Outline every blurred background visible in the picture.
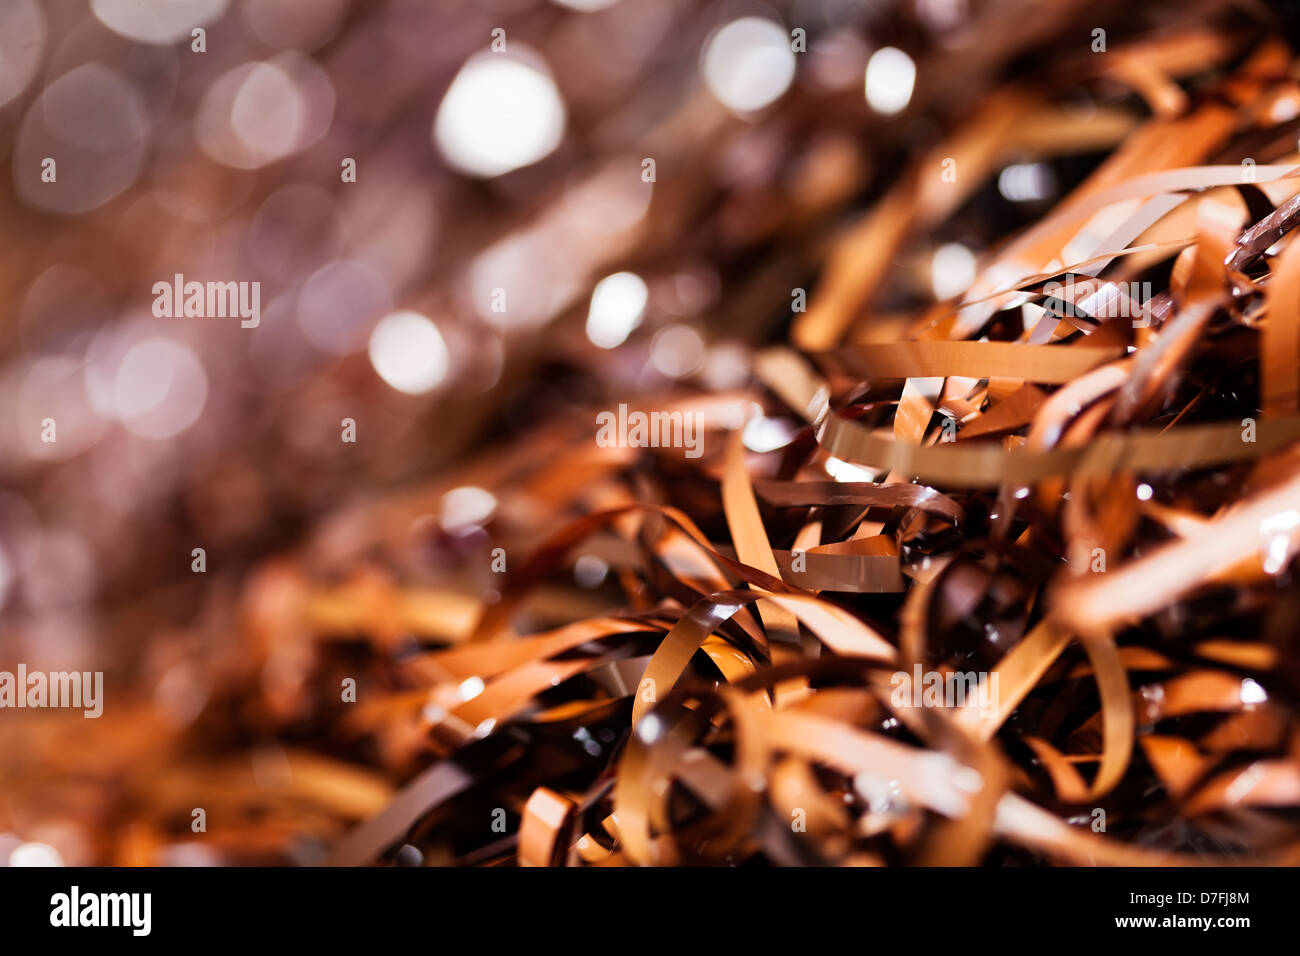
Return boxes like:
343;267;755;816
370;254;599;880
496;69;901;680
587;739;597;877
0;0;1296;865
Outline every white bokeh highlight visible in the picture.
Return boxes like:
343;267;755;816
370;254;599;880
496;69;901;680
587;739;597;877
434;50;566;178
586;272;648;349
702;17;796;114
440;486;497;533
931;242;976;300
368;310;450;395
865;46;915;115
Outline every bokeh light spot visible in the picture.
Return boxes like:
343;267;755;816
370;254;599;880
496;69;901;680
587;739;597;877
434;50;566;178
368;311;451;395
702;17;796;114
